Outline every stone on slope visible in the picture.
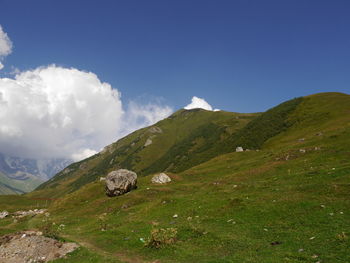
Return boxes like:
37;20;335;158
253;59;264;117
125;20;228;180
144;138;153;147
0;211;9;219
151;173;172;184
105;169;137;197
236;147;244;152
148;126;163;134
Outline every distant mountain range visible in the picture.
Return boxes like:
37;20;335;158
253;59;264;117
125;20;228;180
0;153;71;194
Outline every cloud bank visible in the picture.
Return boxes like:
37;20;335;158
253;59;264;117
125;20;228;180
0;65;172;161
184;96;219;111
0;26;13;70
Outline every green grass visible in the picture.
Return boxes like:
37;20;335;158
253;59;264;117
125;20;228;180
2;92;350;262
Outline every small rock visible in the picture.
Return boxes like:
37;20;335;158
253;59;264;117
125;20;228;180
173;214;178;218
148;126;163;134
121;204;129;209
0;211;9;219
79;162;88;170
299;149;306;153
151;173;172;184
144;138;153;147
236;147;244;152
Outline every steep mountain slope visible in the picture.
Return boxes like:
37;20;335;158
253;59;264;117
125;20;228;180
4;92;349;262
0;172;25;194
0;153;70;194
34;109;258;197
0;171;45;194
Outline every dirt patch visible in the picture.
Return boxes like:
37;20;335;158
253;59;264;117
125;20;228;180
0;230;78;263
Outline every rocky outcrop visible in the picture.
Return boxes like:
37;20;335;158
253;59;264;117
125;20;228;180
105;169;137;197
0;231;78;263
151;173;172;184
100;144;115;154
144;138;153;147
148;126;163;134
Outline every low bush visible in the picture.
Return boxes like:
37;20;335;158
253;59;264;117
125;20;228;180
145;227;177;248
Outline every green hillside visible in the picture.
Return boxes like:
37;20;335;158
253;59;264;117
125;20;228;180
34;109;258;197
1;92;349;262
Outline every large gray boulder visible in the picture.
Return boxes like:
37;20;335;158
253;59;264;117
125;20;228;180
151;173;171;184
105;169;137;197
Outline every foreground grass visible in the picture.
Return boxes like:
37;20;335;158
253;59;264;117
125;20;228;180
4;137;349;262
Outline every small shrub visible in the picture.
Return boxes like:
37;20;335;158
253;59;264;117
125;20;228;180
336;232;348;241
39;219;60;239
145;228;177;248
98;214;108;231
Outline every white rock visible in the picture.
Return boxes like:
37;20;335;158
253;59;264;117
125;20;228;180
144;138;153;147
236;147;244;152
151;173;172;184
0;211;9;219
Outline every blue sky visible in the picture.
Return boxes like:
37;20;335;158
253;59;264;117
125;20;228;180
1;0;350;113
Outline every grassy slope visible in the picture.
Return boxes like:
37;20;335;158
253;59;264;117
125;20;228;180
0;172;44;195
33;109;257;198
1;92;349;262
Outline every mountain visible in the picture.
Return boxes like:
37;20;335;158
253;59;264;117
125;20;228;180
0;153;71;194
0;171;43;194
2;92;350;262
33;92;349;199
34;109;258;197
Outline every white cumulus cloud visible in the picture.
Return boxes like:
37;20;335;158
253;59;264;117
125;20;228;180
0;65;172;161
184;96;220;111
0;25;13;70
123;101;173;135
